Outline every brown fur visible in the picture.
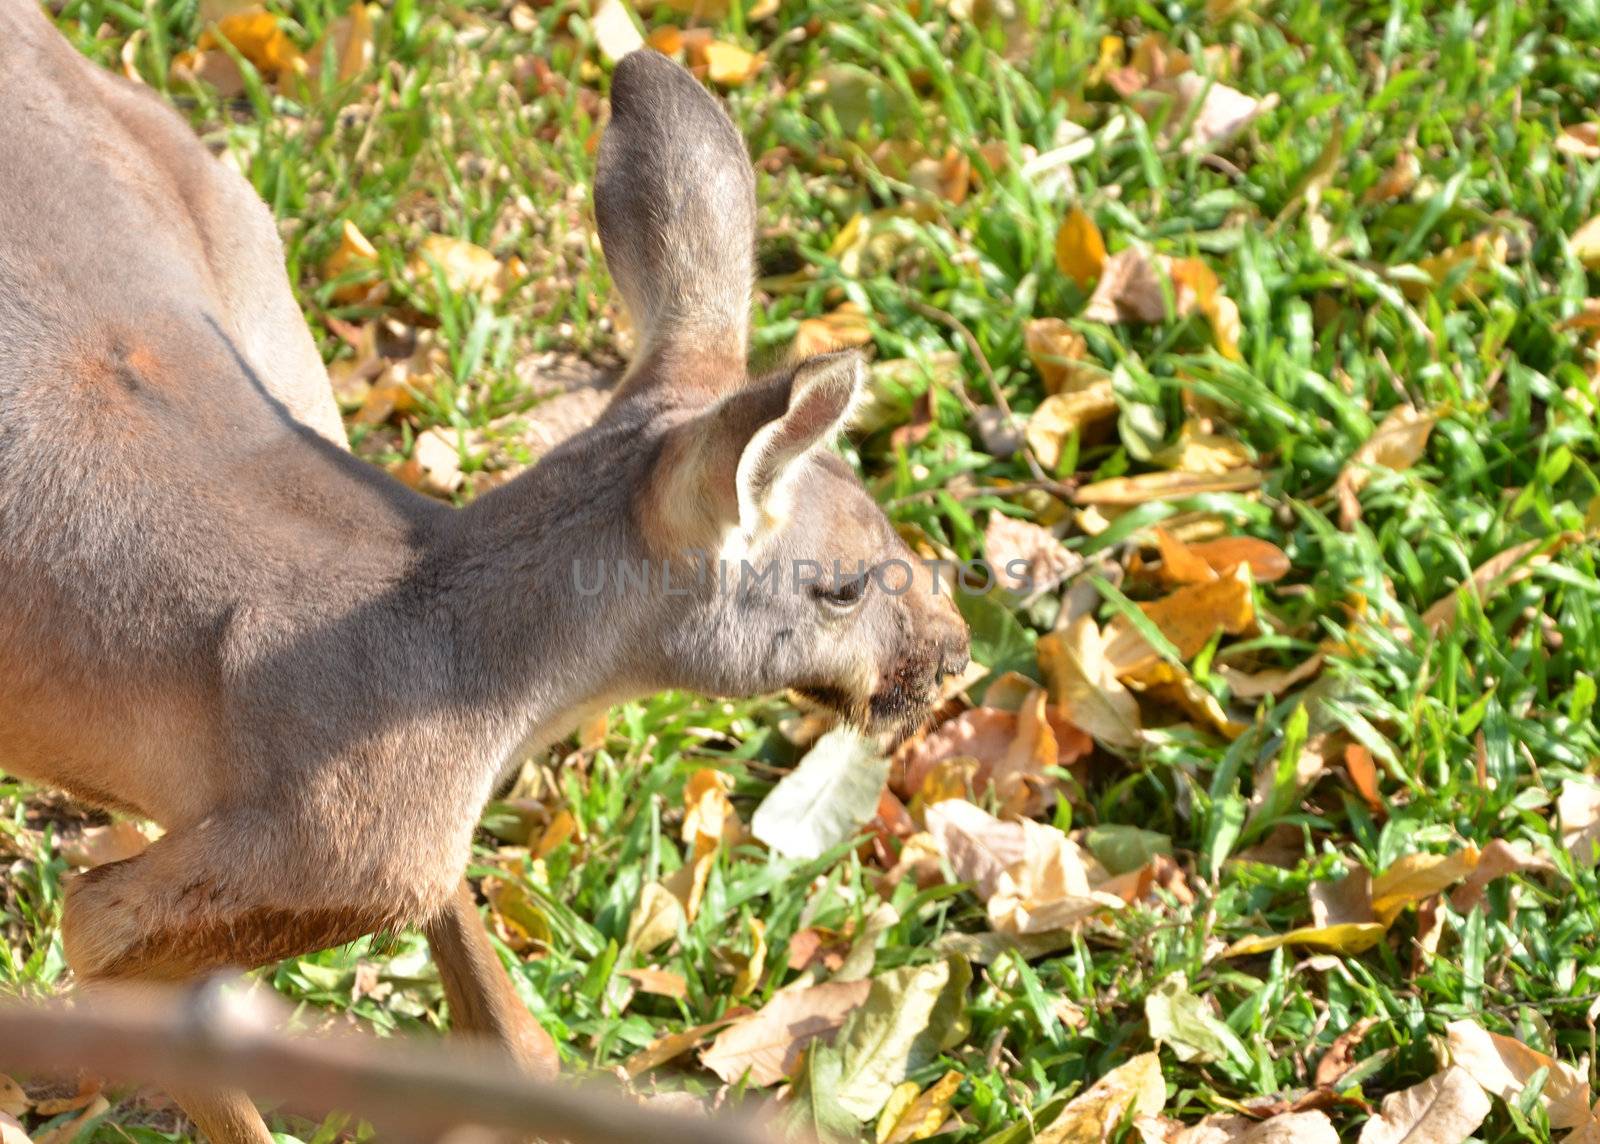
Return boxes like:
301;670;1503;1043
0;22;966;1143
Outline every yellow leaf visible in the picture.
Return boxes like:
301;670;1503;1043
1055;207;1107;288
1572;214;1600;270
1103;565;1256;675
703;40;761;86
878;1070;964;1144
1034;1052;1165;1143
1037;615;1142;750
794;302;873;357
1222;922;1387;958
1152;420;1253;474
1024;383;1119;469
731;917;767;998
1153;527;1219;584
1169;257;1242;359
1024;318;1095;394
1369;847;1480;926
323;219;380;303
410;235;505;300
200;6;303;75
627;880;686;953
683;767;738;860
532;807;579;859
1074;468;1264;506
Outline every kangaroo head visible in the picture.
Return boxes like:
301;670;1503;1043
586;50;969;741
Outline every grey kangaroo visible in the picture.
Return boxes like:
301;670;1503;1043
0;4;970;1138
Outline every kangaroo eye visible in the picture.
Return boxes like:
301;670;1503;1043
815;573;869;610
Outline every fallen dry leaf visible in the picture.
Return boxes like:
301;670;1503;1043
1056;206;1107;288
1364;151;1421;204
1334;405;1438;529
1222;922;1387;958
1317;1018;1380;1089
0;1078;26;1119
1103;565;1256;675
623;1015;739;1077
987;817;1124;935
1026;383;1121;468
794;302;874;358
1356;1066;1490;1144
1216;654;1325;700
410;235;506;301
626;879;685;953
924;798;1027;900
393;426;463;497
1152;421;1253;474
1445;1019;1590;1129
1342;743;1385;814
1157;72;1278;153
701;980;872;1086
1025;317;1096;394
877;1069;963;1144
1074;468;1264;506
618;967;689;1000
1369;847;1480;926
1449;839;1555;913
1083;247;1171;325
1034;1052;1165;1142
701;40;761;86
985;513;1082;596
592;0;644;62
1559;780;1600;867
1558;123;1600;161
1420;536;1566;633
33;1095;110;1144
323;219;381;304
1037;615;1143;750
200;6;302;75
1573;214;1600;270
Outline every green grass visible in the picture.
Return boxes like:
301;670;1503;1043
6;0;1600;1140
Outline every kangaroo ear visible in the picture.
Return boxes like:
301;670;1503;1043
734;352;863;533
642;352;865;554
595;50;756;396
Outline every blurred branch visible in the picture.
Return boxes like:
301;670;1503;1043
0;980;778;1144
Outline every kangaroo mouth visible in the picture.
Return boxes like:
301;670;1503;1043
792;673;937;749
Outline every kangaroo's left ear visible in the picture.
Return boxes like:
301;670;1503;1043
734;351;863;534
639;351;865;554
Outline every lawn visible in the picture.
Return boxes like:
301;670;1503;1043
5;0;1600;1140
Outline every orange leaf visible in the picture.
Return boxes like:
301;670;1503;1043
1055;206;1106;287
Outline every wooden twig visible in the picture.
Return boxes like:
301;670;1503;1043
0;981;779;1144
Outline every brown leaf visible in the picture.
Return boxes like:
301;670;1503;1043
1083;247;1171;324
33;1095;110;1144
700;980;872;1085
1056;207;1107;287
199;6;303;75
1445;1019;1591;1129
1153;527;1219;585
1448;839;1556;914
1151;421;1253;475
1335;405;1437;529
1363;151;1421;204
1343;743;1385;814
410;235;506;300
1024;318;1096;393
1309;866;1376;928
1037;615;1143;750
1421;536;1567;634
1316;1018;1379;1089
985;513;1081;595
1216;654;1325;700
1356;1067;1490;1144
623;1016;739;1077
618;967;689;1000
1075;468;1264;506
1558;123;1600;161
924;798;1027;899
323;220;381;304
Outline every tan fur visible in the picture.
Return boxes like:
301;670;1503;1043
0;23;966;1143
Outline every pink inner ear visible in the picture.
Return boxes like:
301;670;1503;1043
736;356;860;525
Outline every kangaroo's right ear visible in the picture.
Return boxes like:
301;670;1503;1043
595;50;756;398
640;351;865;556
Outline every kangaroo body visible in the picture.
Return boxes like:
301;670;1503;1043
0;5;969;1140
